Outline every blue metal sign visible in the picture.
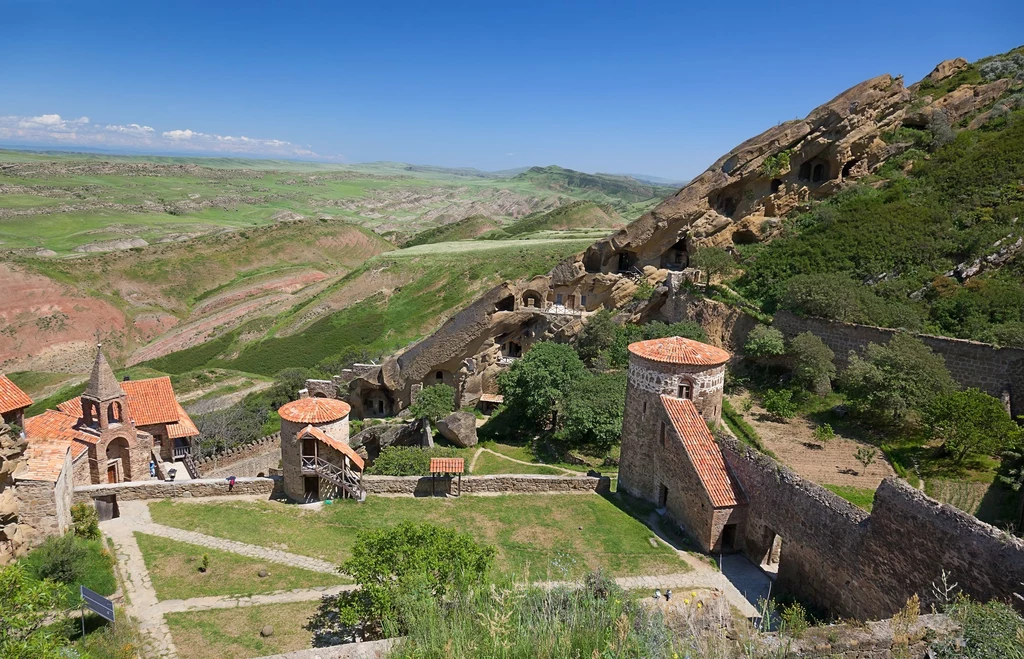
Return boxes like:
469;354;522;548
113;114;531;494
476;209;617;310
80;585;115;623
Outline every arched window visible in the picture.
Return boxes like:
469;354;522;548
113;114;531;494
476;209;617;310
107;401;122;424
435;370;444;381
678;380;693;400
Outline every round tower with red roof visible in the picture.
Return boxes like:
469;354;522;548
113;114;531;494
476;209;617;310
278;396;353;502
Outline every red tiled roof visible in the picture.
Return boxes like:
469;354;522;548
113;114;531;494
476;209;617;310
0;375;33;414
25;409;93;444
14;438;70;482
166;402;199;439
121;377;180;426
279;397;351;424
661;396;744;508
429;457;465;474
628;337;731;367
57;397;82;417
298;425;364;470
70;441;90;460
479;393;504;404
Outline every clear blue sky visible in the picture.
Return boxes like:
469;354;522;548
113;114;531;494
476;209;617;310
1;0;1021;179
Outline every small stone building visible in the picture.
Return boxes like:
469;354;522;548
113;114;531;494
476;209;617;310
12;438;74;543
0;374;33;428
617;336;747;553
278;397;363;502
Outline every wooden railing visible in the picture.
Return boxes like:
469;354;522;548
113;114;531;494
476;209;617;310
302;455;364;501
172;446;190;459
181;452;201;480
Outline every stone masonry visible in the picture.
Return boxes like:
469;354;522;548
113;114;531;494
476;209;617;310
72;476;277;505
774;310;1024;417
198;432;281;478
362;474;609;496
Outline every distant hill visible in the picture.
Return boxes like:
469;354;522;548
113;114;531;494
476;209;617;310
511;166;675;204
404;215;504;246
609;172;688;188
505;201;625;236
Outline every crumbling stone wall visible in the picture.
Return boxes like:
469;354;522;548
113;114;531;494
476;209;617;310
773;310;1024;417
0;423;28;563
198;433;281;478
720;437;1024;620
362;474;610;496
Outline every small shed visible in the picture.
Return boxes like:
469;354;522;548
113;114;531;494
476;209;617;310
429;457;465;497
477;393;504;416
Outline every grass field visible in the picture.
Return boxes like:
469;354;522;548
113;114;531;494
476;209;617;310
21;537;117;603
149;494;686;581
471;450;565;476
165;601;318;659
134;533;349;600
822;484;876;512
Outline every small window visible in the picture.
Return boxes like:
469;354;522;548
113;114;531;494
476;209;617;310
435;371;444;381
580;295;587;308
642;401;647;415
678;381;692;399
555;293;563;305
660;421;666;447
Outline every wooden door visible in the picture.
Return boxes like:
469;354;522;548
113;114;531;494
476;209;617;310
106;463;118;483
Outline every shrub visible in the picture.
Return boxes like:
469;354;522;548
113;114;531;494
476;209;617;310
308;522;495;643
762;389;797;421
632;279;655;301
780;601;808;638
0;563;72;657
408;384;455;424
782;273;862;322
71;503;100;540
933;596;1024;659
366;446;463;476
744;324;786;358
30;534;88;587
813;423;835;446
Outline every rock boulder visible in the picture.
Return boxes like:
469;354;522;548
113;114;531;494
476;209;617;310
436;411;478;448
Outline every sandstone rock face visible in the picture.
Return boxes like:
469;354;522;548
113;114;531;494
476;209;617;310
348;419;431;462
436;411;478;448
908;78;1018;126
926;58;969;82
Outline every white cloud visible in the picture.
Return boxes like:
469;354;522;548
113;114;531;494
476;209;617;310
0;111;327;159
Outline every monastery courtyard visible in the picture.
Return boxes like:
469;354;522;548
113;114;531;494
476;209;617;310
101;490;769;659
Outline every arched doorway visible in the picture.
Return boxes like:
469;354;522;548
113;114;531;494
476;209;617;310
105;437;132;482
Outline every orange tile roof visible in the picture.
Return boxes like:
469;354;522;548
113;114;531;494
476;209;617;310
70;441;90;460
628;337;731;367
56;397;82;417
279;397;351;424
479;393;504;404
14;438;70;482
166;402;199;439
0;375;33;414
121;377;180;426
298;425;364;470
25;409;94;444
429;457;465;474
661;396;744;508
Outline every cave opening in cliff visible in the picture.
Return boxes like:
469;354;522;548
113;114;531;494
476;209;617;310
798;162;812;181
583;250;602;273
495;295;515;312
732;229;758;245
771;178;783;193
661;239;688;270
842;159;858;179
812;163;827;183
617;251;637;273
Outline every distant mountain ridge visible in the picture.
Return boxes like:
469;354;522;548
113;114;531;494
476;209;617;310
511;165;677;203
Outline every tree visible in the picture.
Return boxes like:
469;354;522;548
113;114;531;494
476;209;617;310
854;447;877;474
574;310;618;365
925;389;1023;465
762;389;797;421
782;273;863;322
814;423;835;446
0;563;71;658
744;325;786;358
267;367;314;409
408;384;455;424
308;522;495;643
789;332;836;395
498;342;587;428
839;334;956;426
556;372;627;455
691;246;735;285
606;320;707;368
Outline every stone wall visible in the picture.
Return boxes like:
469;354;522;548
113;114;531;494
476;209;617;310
770;614;958;658
773;310;1024;417
198;433;282;479
72;476;278;504
362;474;610;496
720;437;1024;620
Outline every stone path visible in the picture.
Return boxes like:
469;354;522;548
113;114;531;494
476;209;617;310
102;496;771;658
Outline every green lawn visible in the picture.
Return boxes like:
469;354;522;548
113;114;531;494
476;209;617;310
134;533;349;600
479;440;619;475
822;484;876;512
166;601;318;659
149;493;685;580
471;450;564;476
21;537;117;603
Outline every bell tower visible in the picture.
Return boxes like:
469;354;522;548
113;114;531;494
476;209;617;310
81;344;127;429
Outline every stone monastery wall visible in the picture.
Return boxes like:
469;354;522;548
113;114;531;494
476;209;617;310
197;433;281;478
773;310;1024;417
72;476;278;504
720;437;1024;620
363;474;610;496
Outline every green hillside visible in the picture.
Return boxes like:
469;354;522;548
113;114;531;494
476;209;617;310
736;65;1024;346
512;166;675;208
505;201;624;236
403;215;503;246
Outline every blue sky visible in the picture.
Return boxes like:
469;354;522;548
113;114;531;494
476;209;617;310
1;1;1021;179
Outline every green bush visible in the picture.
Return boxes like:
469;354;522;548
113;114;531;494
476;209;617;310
71;503;100;540
23;536;117;602
790;331;836;395
0;563;72;657
744;324;786;358
365;446;463;476
780;601;809;638
409;384;455;424
925;388;1023;464
762;389;797;421
813;423;835;445
933;596;1024;659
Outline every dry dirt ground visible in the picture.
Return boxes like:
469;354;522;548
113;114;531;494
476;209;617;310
727;393;895;489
